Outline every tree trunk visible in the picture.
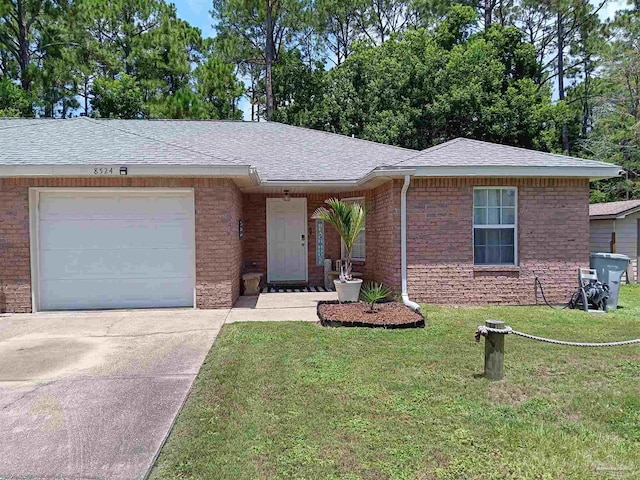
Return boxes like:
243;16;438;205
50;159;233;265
84;76;89;116
265;0;275;120
251;87;255;122
557;11;570;153
342;250;353;281
582;60;590;136
16;0;31;91
484;0;493;30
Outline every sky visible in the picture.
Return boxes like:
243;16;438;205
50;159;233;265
175;0;216;38
170;0;630;120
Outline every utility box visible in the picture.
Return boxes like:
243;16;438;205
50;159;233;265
590;253;631;310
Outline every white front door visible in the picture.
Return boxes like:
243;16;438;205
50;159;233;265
267;198;307;282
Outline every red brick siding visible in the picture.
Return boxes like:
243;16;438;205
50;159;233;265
0;177;242;312
0;185;31;312
0;175;591;310
194;181;243;308
406;178;590;305
367;181;402;291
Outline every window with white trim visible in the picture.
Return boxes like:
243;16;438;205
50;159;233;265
473;187;517;265
341;197;365;261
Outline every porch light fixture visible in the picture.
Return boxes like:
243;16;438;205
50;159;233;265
283;189;291;201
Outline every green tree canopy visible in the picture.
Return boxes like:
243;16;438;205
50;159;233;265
91;74;144;118
0;77;31;115
279;6;558;151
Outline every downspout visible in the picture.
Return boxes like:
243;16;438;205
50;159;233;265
401;174;421;313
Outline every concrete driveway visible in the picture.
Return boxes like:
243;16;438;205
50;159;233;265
0;308;227;480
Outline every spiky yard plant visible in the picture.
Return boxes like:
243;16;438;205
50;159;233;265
312;198;366;281
360;282;392;312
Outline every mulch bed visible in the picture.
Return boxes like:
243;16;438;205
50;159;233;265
317;301;425;329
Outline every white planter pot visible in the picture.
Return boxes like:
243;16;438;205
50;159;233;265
334;278;363;303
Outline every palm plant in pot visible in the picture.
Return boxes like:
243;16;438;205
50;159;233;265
312;198;366;303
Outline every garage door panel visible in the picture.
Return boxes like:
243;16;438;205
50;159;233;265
40;248;194;280
40;278;194;310
38;191;196;311
40;219;194;250
39;194;194;221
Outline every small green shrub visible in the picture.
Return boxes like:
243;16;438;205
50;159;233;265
360;282;392;311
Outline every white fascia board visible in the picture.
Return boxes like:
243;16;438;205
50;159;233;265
616;206;640;219
357;168;416;185
0;164;256;178
591;206;640;220
261;179;360;188
248;167;261;186
411;165;623;180
260;168;417;188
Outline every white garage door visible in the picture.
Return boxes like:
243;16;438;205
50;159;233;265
37;190;195;311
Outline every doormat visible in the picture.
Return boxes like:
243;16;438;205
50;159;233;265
263;285;331;293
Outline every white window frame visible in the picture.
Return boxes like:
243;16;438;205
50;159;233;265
472;187;518;266
340;196;366;262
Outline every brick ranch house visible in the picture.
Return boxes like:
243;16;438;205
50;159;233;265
0;118;621;313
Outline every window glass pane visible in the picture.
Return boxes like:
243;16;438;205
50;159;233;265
502;207;515;225
474;189;487;206
474;228;515;265
487;246;501;264
502;188;516;206
500;228;514;245
473;228;486;246
474;207;487;225
500;246;514;264
488;207;500;224
487;229;500;245
487;189;501;206
351;232;365;260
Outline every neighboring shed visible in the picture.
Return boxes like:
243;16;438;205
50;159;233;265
589;200;640;282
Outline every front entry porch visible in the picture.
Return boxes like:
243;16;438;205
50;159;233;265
227;290;337;323
241;192;375;294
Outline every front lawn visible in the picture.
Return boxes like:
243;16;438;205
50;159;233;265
151;287;640;479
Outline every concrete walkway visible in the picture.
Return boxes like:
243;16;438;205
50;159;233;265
226;291;337;323
0;309;227;480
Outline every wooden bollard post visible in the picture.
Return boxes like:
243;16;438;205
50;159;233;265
484;320;505;381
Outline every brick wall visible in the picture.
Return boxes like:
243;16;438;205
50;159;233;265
0;177;242;312
367;181;402;291
0;185;31;312
1;175;590;311
194;180;243;308
406;178;590;305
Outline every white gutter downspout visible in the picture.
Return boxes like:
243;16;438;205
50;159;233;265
401;174;421;313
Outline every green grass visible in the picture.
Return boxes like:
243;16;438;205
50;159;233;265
151;286;640;480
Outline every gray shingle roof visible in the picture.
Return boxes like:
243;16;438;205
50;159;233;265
0;118;413;181
393;137;615;169
0;117;231;166
590;200;640;218
0;118;619;181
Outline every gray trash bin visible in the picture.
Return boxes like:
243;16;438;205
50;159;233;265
589;253;631;310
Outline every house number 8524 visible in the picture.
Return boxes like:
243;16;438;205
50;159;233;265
93;167;114;175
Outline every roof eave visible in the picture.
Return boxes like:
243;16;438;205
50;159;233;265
590;205;640;220
357;168;416;186
250;168;417;191
410;165;623;180
0;164;257;179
